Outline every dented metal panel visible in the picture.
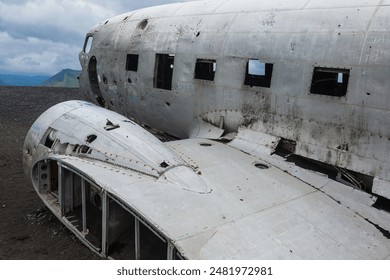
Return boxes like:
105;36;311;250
23;101;187;179
23;0;390;260
78;0;390;187
24;101;390;259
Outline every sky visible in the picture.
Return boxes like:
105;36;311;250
0;0;194;75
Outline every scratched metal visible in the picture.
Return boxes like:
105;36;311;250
23;0;390;259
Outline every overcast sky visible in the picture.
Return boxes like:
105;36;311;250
0;0;194;75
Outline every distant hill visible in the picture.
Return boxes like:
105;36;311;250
41;69;80;88
0;78;7;86
0;73;50;86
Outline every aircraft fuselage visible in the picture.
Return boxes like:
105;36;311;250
22;0;390;260
79;0;390;196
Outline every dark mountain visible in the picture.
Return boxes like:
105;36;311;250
41;69;80;88
0;73;50;86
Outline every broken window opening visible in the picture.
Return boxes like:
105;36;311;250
194;59;216;81
310;67;350;97
43;129;56;148
274;138;297;157
154;54;175;90
81;146;91;154
107;194;173;260
57;164;103;249
334;166;371;192
274;151;374;193
37;160;102;250
139;221;167;260
126;54;139;71
83;35;93;53
106;197;136;259
244;59;273;88
73;145;91;154
35;159;181;259
80;182;102;249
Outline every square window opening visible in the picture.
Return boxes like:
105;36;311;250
126;54;139;71
244;59;273;88
195;59;216;81
154;54;174;90
310;67;350;97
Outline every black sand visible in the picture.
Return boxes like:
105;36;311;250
0;86;99;259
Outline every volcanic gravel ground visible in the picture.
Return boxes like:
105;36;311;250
0;86;100;259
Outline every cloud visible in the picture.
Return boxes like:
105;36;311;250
0;0;194;75
0;0;115;42
2;1;108;28
0;31;80;74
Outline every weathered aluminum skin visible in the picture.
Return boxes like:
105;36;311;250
23;0;390;259
79;0;390;195
23;101;390;259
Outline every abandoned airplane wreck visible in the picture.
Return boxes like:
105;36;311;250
24;0;390;259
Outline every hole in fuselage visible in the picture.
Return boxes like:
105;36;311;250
86;134;97;143
88;56;105;107
254;163;269;169
137;19;148;30
200;143;212;147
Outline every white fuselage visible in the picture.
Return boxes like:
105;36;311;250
22;0;390;260
79;0;390;194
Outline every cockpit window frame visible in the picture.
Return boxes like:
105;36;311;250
83;34;94;54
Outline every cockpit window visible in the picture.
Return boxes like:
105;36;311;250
310;67;350;97
83;35;93;53
244;59;273;88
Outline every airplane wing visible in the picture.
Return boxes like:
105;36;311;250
23;101;390;259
